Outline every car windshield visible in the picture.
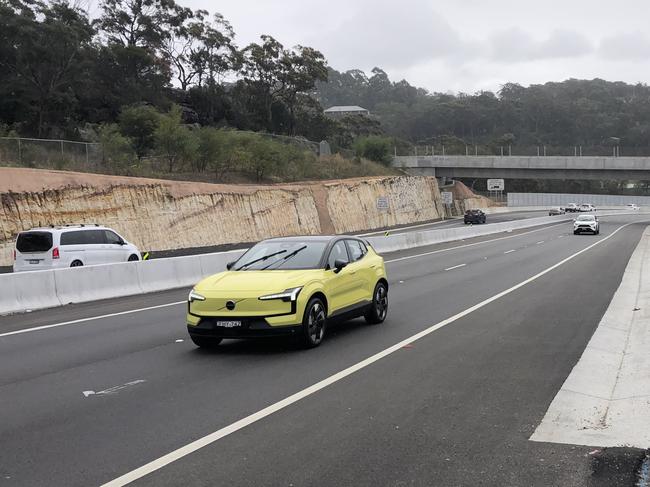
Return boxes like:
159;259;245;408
235;240;328;270
576;215;595;221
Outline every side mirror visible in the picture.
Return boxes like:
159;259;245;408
333;259;348;273
119;239;126;246
226;261;235;270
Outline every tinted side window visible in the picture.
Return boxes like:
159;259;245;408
346;240;366;262
16;232;53;252
327;241;349;269
60;230;106;245
60;230;87;245
105;230;122;245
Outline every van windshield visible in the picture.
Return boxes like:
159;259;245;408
16;232;53;253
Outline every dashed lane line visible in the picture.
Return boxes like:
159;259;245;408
444;264;466;271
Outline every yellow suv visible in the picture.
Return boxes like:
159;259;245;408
187;236;388;348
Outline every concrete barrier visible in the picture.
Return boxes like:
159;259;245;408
0;271;61;314
137;255;203;294
55;261;143;306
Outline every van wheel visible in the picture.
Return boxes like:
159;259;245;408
128;254;139;262
70;260;83;267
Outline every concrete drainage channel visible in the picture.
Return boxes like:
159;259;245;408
0;210;642;316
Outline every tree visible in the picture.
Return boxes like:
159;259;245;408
278;46;328;134
154;105;197;172
240;35;285;132
118;104;160;159
0;0;94;136
163;11;237;90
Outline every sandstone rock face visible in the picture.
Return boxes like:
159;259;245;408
0;168;492;266
325;176;444;233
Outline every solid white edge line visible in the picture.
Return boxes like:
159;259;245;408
444;264;467;271
0;302;186;338
100;220;640;487
2;222;568;339
504;250;516;254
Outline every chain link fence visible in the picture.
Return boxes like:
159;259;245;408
0;134;354;175
0;137;103;171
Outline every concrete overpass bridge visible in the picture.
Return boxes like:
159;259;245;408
394;155;650;180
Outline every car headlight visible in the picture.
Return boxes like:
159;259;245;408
188;290;206;302
258;286;303;302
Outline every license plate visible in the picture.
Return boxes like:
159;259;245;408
29;260;40;264
215;320;241;328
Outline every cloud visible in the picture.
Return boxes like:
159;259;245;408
599;32;650;60
489;28;593;62
315;0;477;70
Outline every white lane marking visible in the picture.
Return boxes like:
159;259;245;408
359;218;461;236
3;222;568;339
0;302;186;338
504;250;516;254
384;222;567;264
101;221;639;487
444;264;466;271
83;380;146;398
536;241;545;245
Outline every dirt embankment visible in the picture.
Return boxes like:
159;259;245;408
0;168;493;266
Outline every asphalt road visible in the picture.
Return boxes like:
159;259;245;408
360;209;552;236
1;214;648;486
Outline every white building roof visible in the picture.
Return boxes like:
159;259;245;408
324;105;369;113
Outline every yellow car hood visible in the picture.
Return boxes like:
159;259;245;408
195;269;320;293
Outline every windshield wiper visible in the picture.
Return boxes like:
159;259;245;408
261;245;308;270
236;249;287;270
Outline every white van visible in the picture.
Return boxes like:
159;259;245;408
13;225;141;272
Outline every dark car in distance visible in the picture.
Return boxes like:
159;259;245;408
464;209;486;224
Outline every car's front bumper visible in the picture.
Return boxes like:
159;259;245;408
574;226;597;233
187;317;302;339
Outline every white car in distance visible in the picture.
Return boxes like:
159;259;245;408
573;215;600;235
14;225;141;272
626;204;640;210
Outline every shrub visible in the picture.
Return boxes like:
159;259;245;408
354;136;393;165
118;105;160;159
99;124;136;170
154;105;197;172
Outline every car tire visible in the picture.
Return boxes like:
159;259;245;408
595;229;600;235
70;260;83;267
189;335;222;348
128;254;139;262
365;282;388;325
573;231;578;235
300;297;327;348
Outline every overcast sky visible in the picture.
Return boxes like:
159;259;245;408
184;0;650;94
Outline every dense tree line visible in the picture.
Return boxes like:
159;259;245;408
0;0;339;142
317;68;650;151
